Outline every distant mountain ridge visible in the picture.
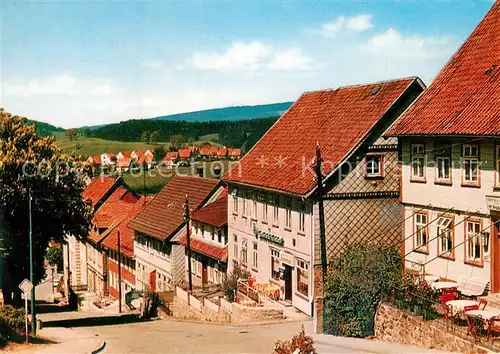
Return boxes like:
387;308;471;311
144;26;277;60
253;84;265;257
26;119;64;137
152;102;293;122
80;102;293;130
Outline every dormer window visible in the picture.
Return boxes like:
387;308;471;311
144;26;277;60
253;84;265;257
365;155;382;178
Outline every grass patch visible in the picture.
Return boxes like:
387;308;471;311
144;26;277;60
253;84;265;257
56;137;169;157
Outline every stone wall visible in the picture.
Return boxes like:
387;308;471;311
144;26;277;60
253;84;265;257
230;302;284;324
375;303;493;354
171;296;205;322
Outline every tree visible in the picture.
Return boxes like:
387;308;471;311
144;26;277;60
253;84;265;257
141;131;151;143
0;109;92;306
169;135;184;149
149;130;161;144
153;146;166;163
45;245;63;272
65;129;78;141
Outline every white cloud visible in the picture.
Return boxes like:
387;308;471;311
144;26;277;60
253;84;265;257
363;28;449;58
188;41;315;72
4;75;119;98
321;14;374;37
142;60;163;69
268;48;314;71
190;41;272;71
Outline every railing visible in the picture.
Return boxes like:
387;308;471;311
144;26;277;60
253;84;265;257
236;279;281;308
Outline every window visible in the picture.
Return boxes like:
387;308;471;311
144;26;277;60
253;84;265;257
298;203;306;234
411;144;426;180
241;240;248;265
233;235;238;260
466;221;482;264
217;230;222;244
191;257;196;275
437;217;453;257
233;196;239;214
285;199;292;229
201;225;205;237
436;156;451;181
252;200;258;219
271;249;280;281
273;195;280;226
252;243;258;270
211;228;215;241
296;259;309;297
462;144;480;185
242;195;247;216
262;203;268;223
195;224;199;235
365;155;382;177
414;213;428;251
496;146;500;188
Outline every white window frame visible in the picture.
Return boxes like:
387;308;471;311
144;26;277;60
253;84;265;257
252;243;258;270
241;239;248;265
466;221;482;264
285;199;292;229
252;200;258;219
436;156;451;182
262;203;268;223
233;234;238;261
414;213;428;251
437;217;453;257
298;203;306;234
365;155;382;177
233;195;239;215
296;259;309;297
271;249;280;281
411;144;426;180
462;144;480;185
242;194;247;216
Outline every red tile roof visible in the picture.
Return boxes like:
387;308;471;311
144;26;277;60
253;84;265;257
87;155;102;165
107;152;117;158
229;148;241;157
129;176;220;240
209;146;219;155
178;234;228;262
138;154;154;164
178;148;192;159
102;196;152;257
119;151;131;159
116;158;132;168
217;148;228;157
386;2;500;137
223;77;423;195
82;177;119;206
164;151;179;161
191;195;227;228
199;146;211;156
133;150;144;157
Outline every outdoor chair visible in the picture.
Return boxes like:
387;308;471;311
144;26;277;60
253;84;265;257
465;308;482;343
479;298;488;310
487;317;500;343
440;292;457;331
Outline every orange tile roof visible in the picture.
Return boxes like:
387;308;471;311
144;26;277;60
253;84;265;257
82;176;119;206
178;148;191;159
102;196;151;257
119;151;131;159
164;151;179;161
128;175;220;240
223;77;423;195
87;155;102;165
199;146;211;156
116;158;132;168
386;2;500;137
217;148;228;157
178;234;228;262
138;154;154;164
229;148;241;157
191;195;227;228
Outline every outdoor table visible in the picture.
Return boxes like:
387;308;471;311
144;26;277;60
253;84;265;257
424;275;440;284
465;309;499;322
446;299;480;317
431;281;458;291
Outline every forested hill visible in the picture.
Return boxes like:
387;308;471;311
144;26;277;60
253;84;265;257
152;102;293;122
85;116;279;149
26;119;64;137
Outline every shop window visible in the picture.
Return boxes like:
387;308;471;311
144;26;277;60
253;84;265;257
271;249;280;281
466;221;482;265
296;259;309;297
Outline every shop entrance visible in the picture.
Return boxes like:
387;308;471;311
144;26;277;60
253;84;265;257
284;265;292;301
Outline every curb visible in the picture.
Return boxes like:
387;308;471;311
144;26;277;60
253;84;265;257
159;316;311;327
87;340;106;354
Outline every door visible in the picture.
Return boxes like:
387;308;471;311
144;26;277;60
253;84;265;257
284;265;292;301
149;270;156;292
492;216;500;292
202;261;208;286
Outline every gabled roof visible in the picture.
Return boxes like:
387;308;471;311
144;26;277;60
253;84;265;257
191;194;227;228
82;176;119;207
229;148;241;157
116;158;132;168
87;155;102;165
386;2;500;137
217;148;228;157
102;196;152;257
132;150;144;157
199;146;211;156
138;154;154;164
119;151;131;159
128;175;220;240
223;77;423;195
178;235;228;262
178;148;192;159
164;151;179;161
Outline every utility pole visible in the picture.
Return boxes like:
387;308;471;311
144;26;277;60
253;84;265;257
28;187;36;336
184;196;193;292
117;228;122;314
315;143;327;332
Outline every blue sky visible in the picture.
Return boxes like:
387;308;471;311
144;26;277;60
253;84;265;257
0;0;495;128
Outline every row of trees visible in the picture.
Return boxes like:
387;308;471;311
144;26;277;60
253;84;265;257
0;109;92;306
84;117;278;150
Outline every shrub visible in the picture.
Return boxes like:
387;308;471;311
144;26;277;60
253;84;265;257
0;305;25;338
273;326;317;354
222;260;251;302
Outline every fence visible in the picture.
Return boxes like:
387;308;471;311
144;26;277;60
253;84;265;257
236;279;281;308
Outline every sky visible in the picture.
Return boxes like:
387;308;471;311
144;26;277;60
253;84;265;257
0;0;496;129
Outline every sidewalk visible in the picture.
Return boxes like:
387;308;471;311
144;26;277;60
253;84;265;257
12;327;104;354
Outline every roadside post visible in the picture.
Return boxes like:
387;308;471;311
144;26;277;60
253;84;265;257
19;279;33;344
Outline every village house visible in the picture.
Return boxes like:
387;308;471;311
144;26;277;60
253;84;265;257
131;150;144;161
175;191;228;287
100;152;117;166
116;151;131;161
128;175;223;292
86;185;142;297
86;155;102;167
63;176;123;291
385;2;500;292
228;148;242;160
223;77;425;320
116;158;132;172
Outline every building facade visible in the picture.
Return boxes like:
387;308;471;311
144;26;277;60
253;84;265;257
385;2;500;292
